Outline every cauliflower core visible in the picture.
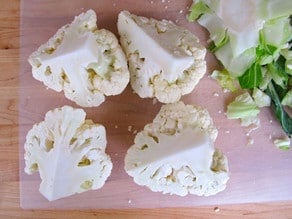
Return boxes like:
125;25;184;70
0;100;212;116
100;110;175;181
28;10;129;107
118;11;207;103
24;106;112;201
125;101;229;196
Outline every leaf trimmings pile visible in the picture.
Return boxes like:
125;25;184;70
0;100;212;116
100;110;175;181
188;0;292;140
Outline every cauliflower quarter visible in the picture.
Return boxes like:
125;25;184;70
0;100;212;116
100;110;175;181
28;10;129;107
118;11;207;103
125;101;229;196
24;106;112;201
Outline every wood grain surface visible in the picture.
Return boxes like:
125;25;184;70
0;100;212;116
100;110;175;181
1;0;292;218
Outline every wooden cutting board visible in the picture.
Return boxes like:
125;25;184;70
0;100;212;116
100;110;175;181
19;0;292;209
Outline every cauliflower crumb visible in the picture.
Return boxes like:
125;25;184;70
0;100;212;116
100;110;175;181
214;207;220;212
128;125;133;132
152;98;158;105
213;92;219;97
247;138;254;146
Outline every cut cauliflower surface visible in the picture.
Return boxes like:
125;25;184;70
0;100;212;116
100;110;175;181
118;11;207;103
28;10;129;107
125;101;229;196
24;106;112;201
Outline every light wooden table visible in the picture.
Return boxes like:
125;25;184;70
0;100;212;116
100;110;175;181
1;0;292;218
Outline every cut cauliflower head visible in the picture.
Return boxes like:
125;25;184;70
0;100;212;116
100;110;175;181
118;11;206;103
125;101;229;196
24;106;112;201
28;10;129;107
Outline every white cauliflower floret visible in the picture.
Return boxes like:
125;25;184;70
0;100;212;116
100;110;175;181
28;9;129;107
24;106;112;201
118;11;206;103
125;101;229;196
